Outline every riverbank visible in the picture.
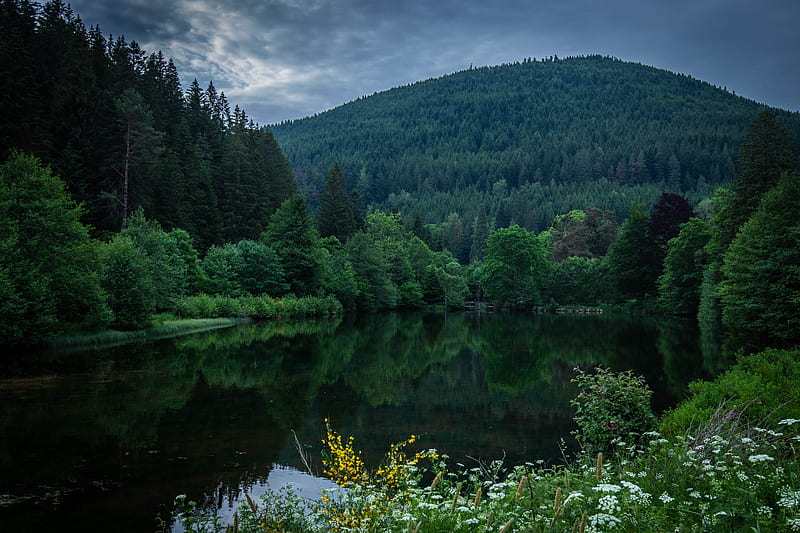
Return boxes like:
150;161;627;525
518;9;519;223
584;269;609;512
46;317;241;352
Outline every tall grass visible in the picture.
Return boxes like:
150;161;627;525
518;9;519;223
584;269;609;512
48;318;239;352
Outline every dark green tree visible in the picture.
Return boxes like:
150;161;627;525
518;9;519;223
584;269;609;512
317;163;356;240
345;231;398;310
122;209;205;309
0;152;110;344
649;192;695;252
720;173;800;352
718;111;799;248
604;202;660;300
261;195;324;296
480;225;551;308
101;235;156;330
657;218;711;316
235;239;287;296
114;88;164;227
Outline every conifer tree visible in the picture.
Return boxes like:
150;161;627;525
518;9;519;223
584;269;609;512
261;195;324;296
317;163;356;240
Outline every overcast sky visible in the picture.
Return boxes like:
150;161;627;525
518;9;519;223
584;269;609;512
67;0;800;125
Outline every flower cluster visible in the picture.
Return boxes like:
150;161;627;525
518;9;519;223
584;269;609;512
173;417;800;533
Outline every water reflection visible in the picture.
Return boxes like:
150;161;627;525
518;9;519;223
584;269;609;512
0;312;719;532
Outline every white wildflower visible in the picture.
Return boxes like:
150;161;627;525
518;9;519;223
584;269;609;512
779;419;800;426
789;517;800;531
593;483;622;493
659;492;675;504
598;495;620;514
587;513;622;532
748;454;775;463
777;488;800;508
757;505;773;518
464;518;479;525
563;491;584;506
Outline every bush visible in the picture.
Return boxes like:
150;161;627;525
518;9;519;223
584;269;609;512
175;294;217;318
211;295;242;317
660;347;800;436
571;367;655;452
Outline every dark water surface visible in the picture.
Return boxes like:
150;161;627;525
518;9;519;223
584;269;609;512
0;311;722;531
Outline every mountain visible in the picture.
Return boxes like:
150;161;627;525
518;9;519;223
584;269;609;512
271;55;800;232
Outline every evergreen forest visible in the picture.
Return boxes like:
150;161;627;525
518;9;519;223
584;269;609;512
1;0;799;363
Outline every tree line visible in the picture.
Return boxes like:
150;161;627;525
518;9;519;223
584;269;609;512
0;0;296;249
3;110;797;357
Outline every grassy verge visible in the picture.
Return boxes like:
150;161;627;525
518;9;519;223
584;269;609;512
48;317;240;352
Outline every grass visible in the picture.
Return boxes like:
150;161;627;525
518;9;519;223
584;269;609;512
47;317;240;352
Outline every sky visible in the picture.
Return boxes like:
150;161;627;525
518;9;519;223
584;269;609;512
67;0;800;126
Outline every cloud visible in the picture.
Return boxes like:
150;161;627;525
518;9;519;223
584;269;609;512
68;0;800;124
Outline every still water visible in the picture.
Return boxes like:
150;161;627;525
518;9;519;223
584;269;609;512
0;311;722;532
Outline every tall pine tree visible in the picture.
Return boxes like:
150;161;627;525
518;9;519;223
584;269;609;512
317;163;356;240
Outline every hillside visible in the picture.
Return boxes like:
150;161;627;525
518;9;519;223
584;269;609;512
271;55;800;231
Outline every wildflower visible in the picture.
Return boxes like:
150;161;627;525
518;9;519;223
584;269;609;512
593;483;622;493
659;492;675;504
757;505;773;518
563;492;584;506
779;419;800;425
587;512;622;532
777;488;800;508
748;454;775;463
598;495;620;514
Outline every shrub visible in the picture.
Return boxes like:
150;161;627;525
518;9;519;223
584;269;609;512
660;347;800;436
211;295;242;317
571;366;655;452
175;294;217;318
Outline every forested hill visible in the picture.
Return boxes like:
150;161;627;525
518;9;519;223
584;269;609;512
271;55;800;231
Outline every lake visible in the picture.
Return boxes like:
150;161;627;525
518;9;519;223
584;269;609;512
0;311;723;532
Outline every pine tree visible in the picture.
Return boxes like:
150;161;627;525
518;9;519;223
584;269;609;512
720;111;799;248
720;173;800;352
261;195;324;296
317;163;356;240
605;202;660;300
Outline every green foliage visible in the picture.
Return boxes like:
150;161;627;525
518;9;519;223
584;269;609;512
317;163;357;240
544;256;610;306
100;235;156;330
720;111;800;249
174;293;342;320
660;348;800;437
720;173;800;352
345;231;398;311
122;208;202;309
550;207;618;262
658;218;711;316
480;225;551;308
604;202;660;300
261;195;324;296
0;151;111;343
571;367;655;452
